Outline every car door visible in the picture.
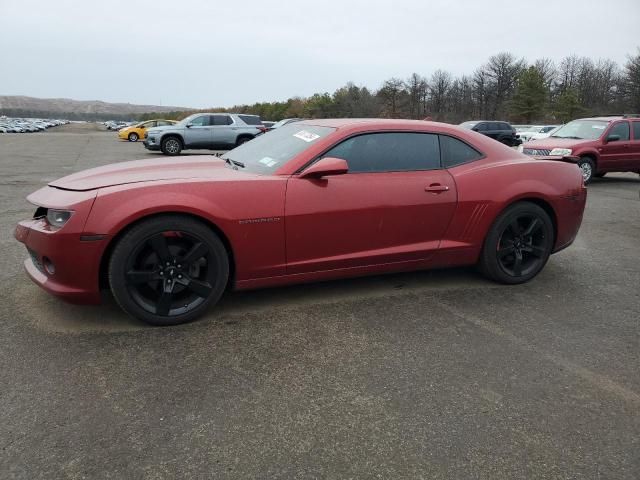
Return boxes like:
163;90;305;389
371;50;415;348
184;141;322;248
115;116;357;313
211;114;235;147
183;114;214;147
599;121;631;170
284;131;457;275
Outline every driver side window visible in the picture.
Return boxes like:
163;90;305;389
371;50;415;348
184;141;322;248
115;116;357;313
609;122;630;141
323;132;441;173
189;115;210;127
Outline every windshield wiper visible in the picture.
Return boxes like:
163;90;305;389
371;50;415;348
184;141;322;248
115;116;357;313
552;135;582;139
224;158;245;169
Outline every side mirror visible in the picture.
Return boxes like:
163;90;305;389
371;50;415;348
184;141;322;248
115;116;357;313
186;124;193;128
300;157;348;179
471;126;479;132
605;134;620;143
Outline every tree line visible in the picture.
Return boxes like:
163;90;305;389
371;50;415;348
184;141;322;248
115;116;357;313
139;49;640;124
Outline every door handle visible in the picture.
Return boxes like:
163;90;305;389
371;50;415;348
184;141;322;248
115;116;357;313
425;184;449;193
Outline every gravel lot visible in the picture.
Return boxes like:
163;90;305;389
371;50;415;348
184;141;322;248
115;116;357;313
1;123;639;479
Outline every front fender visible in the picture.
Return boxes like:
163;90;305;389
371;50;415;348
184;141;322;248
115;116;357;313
84;178;288;281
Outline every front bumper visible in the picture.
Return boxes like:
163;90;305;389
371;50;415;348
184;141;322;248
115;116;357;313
14;187;106;305
15;219;106;304
143;136;161;150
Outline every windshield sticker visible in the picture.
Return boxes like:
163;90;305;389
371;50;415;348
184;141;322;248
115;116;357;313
592;125;606;129
259;156;275;165
293;130;321;142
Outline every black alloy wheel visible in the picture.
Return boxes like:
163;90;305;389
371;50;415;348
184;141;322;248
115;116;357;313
479;202;554;284
109;216;228;325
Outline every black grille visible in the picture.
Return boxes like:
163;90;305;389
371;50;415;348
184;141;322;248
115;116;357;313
523;148;551;156
28;248;45;273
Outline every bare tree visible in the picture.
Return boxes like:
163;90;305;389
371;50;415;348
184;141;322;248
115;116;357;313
429;70;452;120
406;73;428;119
484;52;526;118
377;78;406;118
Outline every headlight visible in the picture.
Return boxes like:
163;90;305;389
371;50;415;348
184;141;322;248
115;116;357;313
549;148;572;156
46;209;73;228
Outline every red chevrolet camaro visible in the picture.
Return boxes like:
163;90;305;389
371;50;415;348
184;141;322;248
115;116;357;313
15;119;587;325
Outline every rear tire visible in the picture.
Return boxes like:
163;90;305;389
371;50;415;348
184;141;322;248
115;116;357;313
578;156;596;184
479;202;554;284
108;215;229;326
236;136;252;147
161;136;183;156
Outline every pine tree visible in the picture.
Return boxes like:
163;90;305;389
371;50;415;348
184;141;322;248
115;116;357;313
553;88;586;123
510;66;547;122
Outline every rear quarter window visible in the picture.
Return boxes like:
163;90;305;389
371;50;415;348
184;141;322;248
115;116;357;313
633;122;640;140
239;115;262;126
213;115;233;126
440;135;483;168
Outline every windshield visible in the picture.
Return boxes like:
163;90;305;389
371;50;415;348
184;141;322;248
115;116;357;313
222;124;335;174
551;120;608;140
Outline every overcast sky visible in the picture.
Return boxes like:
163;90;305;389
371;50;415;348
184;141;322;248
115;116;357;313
1;0;639;108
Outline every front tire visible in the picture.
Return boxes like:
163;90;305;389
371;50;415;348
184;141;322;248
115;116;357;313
128;132;139;142
161;136;183;156
479;202;554;284
578;156;596;184
108;215;229;326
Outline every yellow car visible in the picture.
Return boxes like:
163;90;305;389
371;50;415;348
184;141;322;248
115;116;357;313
118;119;177;142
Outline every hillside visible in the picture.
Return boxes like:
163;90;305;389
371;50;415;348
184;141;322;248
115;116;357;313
0;95;191;120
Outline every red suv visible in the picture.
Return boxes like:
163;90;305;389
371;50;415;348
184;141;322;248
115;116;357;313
521;115;640;184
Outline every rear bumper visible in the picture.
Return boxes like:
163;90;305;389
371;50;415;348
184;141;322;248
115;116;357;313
552;187;587;253
15;219;105;305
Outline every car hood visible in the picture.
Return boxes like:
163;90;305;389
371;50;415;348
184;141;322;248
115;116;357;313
523;137;593;150
49;156;237;191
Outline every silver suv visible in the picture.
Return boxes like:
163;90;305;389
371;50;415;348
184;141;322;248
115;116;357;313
143;113;264;155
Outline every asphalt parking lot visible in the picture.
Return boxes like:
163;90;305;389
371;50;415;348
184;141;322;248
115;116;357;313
1;123;639;479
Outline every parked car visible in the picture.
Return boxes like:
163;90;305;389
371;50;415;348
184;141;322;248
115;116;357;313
16;119;586;325
521;115;640;183
517;125;561;142
459;120;521;146
144;113;266;155
268;118;304;130
529;125;562;141
0;117;67;132
118;119;177;142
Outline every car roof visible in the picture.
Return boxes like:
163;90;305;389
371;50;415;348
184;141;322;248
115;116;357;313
577;116;627;122
298;118;450;129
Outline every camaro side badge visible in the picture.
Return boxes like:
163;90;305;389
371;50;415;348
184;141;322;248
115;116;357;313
238;217;281;225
